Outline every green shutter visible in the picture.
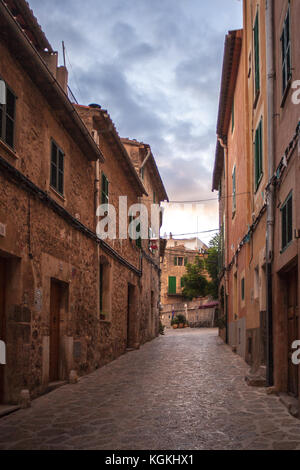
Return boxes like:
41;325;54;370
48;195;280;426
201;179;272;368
174;257;177;266
168;276;176;294
281;192;293;250
101;173;109;205
254;12;260;95
255;119;263;190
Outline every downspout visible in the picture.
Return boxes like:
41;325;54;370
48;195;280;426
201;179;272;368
140;149;151;171
265;0;275;387
218;136;229;344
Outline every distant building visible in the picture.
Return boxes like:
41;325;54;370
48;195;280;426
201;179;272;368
160;237;216;328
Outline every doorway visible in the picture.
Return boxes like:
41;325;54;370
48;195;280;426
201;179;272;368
0;258;6;402
286;267;298;397
127;284;135;348
49;279;63;382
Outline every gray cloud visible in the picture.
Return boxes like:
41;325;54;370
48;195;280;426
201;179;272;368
28;0;242;211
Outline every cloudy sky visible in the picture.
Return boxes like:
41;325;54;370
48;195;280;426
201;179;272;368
29;0;242;244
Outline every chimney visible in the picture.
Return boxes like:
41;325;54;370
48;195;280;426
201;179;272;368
56;66;69;94
169;232;173;239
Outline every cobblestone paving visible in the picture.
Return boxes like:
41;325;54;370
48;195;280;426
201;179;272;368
0;328;300;450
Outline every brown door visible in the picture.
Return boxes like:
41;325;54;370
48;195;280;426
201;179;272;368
49;280;61;382
0;258;5;402
287;268;298;397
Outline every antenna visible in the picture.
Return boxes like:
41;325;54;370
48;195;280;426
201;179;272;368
62;41;66;67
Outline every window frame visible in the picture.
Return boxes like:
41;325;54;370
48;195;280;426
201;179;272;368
101;172;109;206
253;11;260;99
254;118;263;192
50;139;65;196
281;191;293;252
281;2;292;99
0;78;17;150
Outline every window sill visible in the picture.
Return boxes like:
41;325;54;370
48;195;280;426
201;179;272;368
100;319;111;325
0;139;19;160
280;239;293;254
280;78;292;108
49;186;66;202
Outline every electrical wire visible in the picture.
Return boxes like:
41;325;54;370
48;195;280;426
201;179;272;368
165;191;250;204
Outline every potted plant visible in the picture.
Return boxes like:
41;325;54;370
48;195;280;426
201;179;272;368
176;314;187;329
171;318;178;329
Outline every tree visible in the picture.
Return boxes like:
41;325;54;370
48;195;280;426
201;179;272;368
181;256;209;300
205;233;220;299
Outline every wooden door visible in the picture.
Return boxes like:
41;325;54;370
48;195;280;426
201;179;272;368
0;258;5;402
49;280;61;382
287;268;298;397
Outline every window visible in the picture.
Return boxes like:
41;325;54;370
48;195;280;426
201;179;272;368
174;257;184;266
281;192;293;250
231;98;235;133
0;81;16;149
281;4;291;96
232;166;236;213
254;119;263;190
50;140;64;195
241;277;245;301
101;173;109;205
168;276;176;295
136;222;141;249
254;11;260;96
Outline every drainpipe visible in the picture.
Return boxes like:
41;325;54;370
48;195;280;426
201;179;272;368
265;0;275;387
218;136;229;344
140;149;151;171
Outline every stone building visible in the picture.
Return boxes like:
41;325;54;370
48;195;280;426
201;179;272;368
0;0;167;405
160;237;212;328
271;0;300;403
213;2;269;378
213;0;300;404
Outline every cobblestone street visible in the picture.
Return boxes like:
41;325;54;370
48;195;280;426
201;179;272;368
0;329;300;450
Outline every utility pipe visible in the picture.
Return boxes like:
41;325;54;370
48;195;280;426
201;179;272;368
265;0;275;387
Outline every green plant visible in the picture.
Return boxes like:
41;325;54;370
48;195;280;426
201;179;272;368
159;320;165;335
174;314;186;325
215;315;226;330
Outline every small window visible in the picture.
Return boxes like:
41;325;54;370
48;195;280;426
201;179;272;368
0;81;16;149
254;11;260;96
254;119;263;190
174;257;184;266
281;4;291;96
50;140;64;195
281;192;293;251
232;166;236;213
101;173;109;205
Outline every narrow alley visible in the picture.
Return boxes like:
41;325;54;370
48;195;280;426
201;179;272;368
0;329;299;451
